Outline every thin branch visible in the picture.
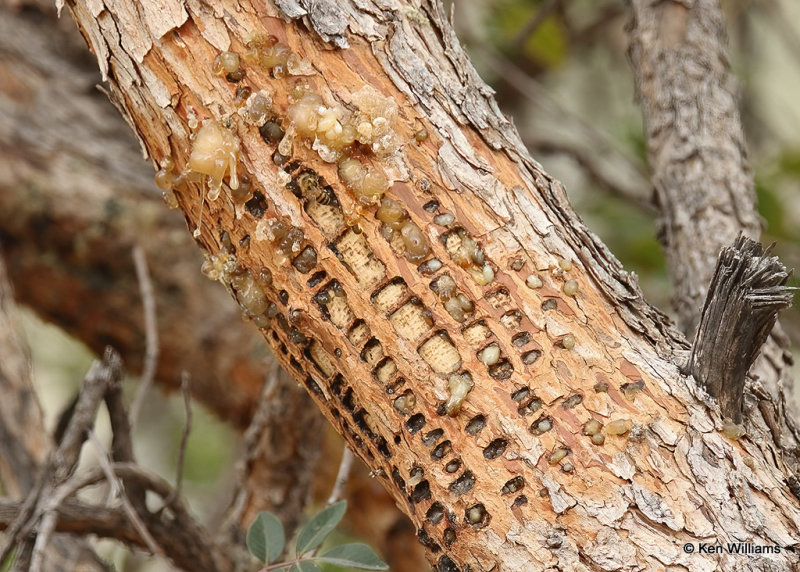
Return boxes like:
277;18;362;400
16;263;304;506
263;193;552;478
218;361;322;547
87;431;166;560
129;245;160;428
0;348;122;564
0;498;135;543
29;470;104;572
222;364;282;532
172;373;193;501
0;464;226;571
326;446;355;507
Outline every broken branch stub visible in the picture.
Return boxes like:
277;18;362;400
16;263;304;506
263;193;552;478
688;234;794;422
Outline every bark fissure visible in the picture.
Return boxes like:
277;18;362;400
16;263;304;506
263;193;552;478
53;0;800;569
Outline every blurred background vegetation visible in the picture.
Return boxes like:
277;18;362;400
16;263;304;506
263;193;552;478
453;0;800;338
15;0;800;569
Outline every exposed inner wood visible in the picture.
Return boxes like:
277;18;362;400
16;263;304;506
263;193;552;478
60;0;800;569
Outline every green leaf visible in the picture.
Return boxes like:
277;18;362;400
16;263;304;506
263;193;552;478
289;562;321;572
315;543;389;570
246;511;285;564
295;500;347;555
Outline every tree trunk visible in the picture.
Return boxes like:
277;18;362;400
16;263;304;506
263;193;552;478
60;0;800;569
0;4;429;568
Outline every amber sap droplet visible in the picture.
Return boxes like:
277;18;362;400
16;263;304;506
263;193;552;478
213;51;240;76
260;120;285;145
292;246;317;274
418;259;443;275
583;419;602;436
339;159;367;198
525;275;543;289
433;275;457;300
466;504;487;525
231;270;268;316
414;128;428;142
360;167;390;203
531;417;552;435
245;92;272;126
478;344;501;366
400;221;430;263
287;92;323;138
154;160;175;190
234;85;252;107
188;120;241;199
261;42;291;70
563;279;579;296
548;447;569;464
231;174;253;204
722;419;746;440
605;419;633;436
433;213;455;226
394;392;416;415
445;373;473;416
621;380;645;401
377;198;407;229
225;69;245;83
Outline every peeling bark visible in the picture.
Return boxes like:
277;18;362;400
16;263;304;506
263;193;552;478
51;0;800;569
0;5;429;568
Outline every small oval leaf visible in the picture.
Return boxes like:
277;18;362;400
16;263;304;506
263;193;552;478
296;500;347;555
315;543;389;570
246;511;285;564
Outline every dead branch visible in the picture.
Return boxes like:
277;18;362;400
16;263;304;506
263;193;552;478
173;373;193;500
0;255;108;571
0;345;228;572
688;235;793;422
220;363;321;540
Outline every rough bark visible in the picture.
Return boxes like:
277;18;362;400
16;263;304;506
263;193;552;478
0;4;430;567
627;0;761;335
55;0;800;570
626;0;796;416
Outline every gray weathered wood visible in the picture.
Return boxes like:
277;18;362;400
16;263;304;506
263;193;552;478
688;235;793;422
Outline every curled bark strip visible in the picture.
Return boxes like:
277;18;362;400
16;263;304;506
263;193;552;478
688;235;793;422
